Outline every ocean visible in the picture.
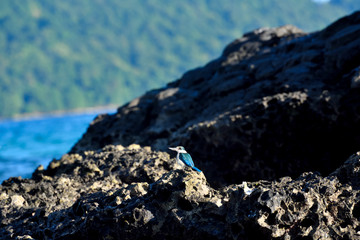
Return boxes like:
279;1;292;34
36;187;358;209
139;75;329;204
0;110;114;183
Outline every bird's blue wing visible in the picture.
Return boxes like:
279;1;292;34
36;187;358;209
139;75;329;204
192;166;202;172
179;153;195;167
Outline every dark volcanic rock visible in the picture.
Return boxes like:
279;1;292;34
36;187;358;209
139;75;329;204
2;11;360;240
2;147;360;239
0;145;171;239
72;11;360;186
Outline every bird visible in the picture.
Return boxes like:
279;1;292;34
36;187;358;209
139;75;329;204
168;146;202;172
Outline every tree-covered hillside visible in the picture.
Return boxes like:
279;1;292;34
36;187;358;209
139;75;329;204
0;0;359;117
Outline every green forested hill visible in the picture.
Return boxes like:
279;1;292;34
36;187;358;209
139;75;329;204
0;0;359;117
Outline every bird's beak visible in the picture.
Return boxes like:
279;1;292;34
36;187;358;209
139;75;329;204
168;147;177;151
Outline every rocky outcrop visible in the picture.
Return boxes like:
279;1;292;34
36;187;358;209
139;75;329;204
2;11;360;240
1;145;360;239
72;11;360;187
0;145;171;238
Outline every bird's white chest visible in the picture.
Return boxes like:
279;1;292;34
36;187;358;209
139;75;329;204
176;153;186;166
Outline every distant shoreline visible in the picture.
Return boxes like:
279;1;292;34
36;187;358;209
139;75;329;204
0;104;118;122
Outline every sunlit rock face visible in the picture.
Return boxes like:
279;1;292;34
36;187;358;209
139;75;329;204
2;11;360;240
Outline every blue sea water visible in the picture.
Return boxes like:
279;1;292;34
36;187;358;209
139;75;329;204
0;111;112;183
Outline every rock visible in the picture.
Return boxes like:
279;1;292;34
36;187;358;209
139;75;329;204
16;236;35;240
1;147;360;239
71;11;360;188
0;145;174;239
330;152;360;189
2;10;360;240
350;66;360;88
11;195;26;208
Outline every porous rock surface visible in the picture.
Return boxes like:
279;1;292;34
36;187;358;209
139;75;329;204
2;11;360;240
2;145;360;239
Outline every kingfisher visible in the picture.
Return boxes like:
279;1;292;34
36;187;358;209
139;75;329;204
169;146;202;172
